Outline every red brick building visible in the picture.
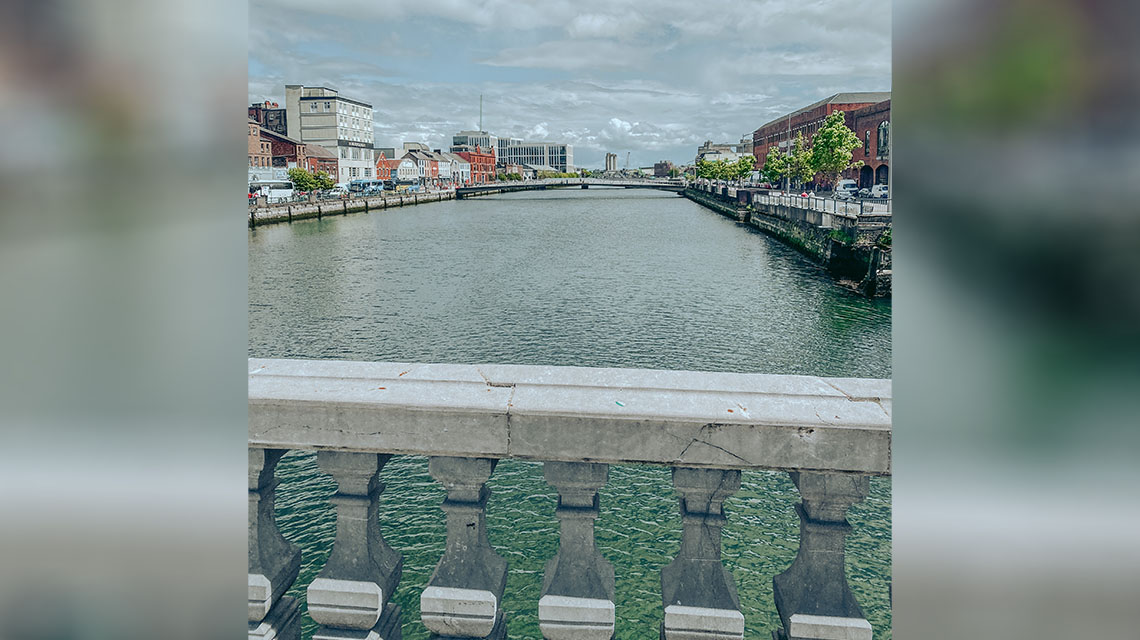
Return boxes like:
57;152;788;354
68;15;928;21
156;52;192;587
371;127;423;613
248;101;288;136
248;120;271;168
846;99;890;188
304;144;338;178
258;127;307;169
752;92;890;184
454;146;496;184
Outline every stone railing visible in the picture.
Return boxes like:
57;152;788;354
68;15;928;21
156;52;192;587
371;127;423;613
248;359;891;640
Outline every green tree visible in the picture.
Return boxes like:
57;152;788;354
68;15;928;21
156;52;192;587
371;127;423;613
762;146;787;187
287;167;317;192
732;155;755;181
788;132;815;187
314;170;335;190
669;167;680;178
811;111;864;187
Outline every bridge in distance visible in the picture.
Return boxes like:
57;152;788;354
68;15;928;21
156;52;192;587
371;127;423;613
455;177;685;199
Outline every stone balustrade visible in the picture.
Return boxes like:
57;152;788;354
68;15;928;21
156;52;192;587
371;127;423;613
248;358;891;640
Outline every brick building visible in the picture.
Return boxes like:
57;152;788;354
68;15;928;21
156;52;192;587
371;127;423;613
248;101;287;136
846;99;890;188
454;146;496;184
304;144;338;178
654;160;674;177
248;120;271;168
752;92;890;174
259;128;307;169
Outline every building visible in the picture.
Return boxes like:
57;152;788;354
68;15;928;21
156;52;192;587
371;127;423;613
403;141;429;152
303;144;338;177
604;153;618;172
751;91;890;166
439;151;471;185
248;101;288;136
374;147;396;161
384;156;418;183
402;149;439;185
846;99;891;188
248;120;271;169
256;126;308;170
736;135;753;156
452;131;498;154
695;140;736;164
653;160;674;177
283;85;375;183
497;139;573;173
453;146;496;184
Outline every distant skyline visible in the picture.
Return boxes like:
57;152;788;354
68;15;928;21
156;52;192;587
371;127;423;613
248;0;891;168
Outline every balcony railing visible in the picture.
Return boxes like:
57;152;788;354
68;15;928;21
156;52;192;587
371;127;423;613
249;358;891;640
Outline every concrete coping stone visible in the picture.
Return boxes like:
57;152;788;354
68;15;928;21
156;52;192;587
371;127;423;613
787;614;872;640
249;359;891;474
663;604;745;639
420;586;498;637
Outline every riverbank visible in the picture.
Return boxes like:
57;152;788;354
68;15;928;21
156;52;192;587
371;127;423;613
248;190;457;227
682;187;892;297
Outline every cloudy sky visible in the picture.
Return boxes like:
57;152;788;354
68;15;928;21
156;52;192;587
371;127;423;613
248;0;891;169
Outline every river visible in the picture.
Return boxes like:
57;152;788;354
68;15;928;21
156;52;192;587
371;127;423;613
248;187;892;639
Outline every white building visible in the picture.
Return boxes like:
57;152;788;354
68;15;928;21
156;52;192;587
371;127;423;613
394;157;418;182
497;139;573;173
440;152;470;185
284;85;374;184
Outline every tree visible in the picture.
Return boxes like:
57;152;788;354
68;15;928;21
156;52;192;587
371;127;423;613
287;167;318;192
314;171;335;190
761;146;787;187
811;110;863;188
787;132;815;187
732;155;755;181
669;167;680;178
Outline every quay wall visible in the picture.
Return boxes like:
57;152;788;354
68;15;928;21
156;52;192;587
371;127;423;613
683;186;892;297
249;191;455;227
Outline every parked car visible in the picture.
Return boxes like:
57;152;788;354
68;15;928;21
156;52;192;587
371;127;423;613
870;184;889;199
834;179;859;199
857;187;871;198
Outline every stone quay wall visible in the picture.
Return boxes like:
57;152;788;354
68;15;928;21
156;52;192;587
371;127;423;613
682;186;892;298
249;191;456;228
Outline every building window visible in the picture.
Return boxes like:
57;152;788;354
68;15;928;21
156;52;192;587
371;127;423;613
310;103;317;112
340;147;347;159
324;101;331;111
365;168;371;177
864;131;870;155
877;121;890;156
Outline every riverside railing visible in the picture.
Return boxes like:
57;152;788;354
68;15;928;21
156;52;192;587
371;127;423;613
249;358;891;640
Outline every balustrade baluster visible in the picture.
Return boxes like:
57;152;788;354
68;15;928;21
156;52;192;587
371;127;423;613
249;448;302;640
538;462;614;640
772;472;872;640
307;452;403;640
420;457;507;639
661;467;744;640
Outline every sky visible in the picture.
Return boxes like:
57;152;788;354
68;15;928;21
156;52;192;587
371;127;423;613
248;0;891;169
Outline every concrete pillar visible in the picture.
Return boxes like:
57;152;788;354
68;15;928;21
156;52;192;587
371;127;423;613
661;468;744;640
420;457;507;639
248;449;301;640
539;462;614;640
307;452;403;640
772;472;872;640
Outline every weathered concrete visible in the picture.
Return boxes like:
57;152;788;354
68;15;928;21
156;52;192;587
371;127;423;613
248;449;300;638
248;595;300;640
250;191;456;228
307;452;403;640
421;456;507;639
772;472;870;640
661;468;743;639
539;462;615;639
248;359;892;475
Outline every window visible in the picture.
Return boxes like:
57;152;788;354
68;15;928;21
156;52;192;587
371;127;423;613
877;121;890;156
324;101;331;111
340;147;347;159
864;131;870;155
365;168;371;177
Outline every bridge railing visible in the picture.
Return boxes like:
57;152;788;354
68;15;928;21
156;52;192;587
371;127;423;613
249;358;890;640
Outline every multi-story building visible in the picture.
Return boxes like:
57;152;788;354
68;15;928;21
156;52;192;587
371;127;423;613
248;120;271;169
751;91;890;165
653;161;674;177
453;146;495;184
402;149;439;185
452;131;498;154
497;139;573;173
736;135;753;156
604;153;617;172
695;140;736;165
439;151;471;185
846;99;890;188
283;85;375;183
258;127;307;169
248;101;288;136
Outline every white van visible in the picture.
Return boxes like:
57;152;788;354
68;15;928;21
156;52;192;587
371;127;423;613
870;184;889;199
834;179;859;199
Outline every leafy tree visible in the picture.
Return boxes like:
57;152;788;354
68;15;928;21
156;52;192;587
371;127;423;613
669;167;680;178
811;111;864;187
788;132;815;187
314;171;335;190
732;155;755;181
287;167;318;192
762;146;787;187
